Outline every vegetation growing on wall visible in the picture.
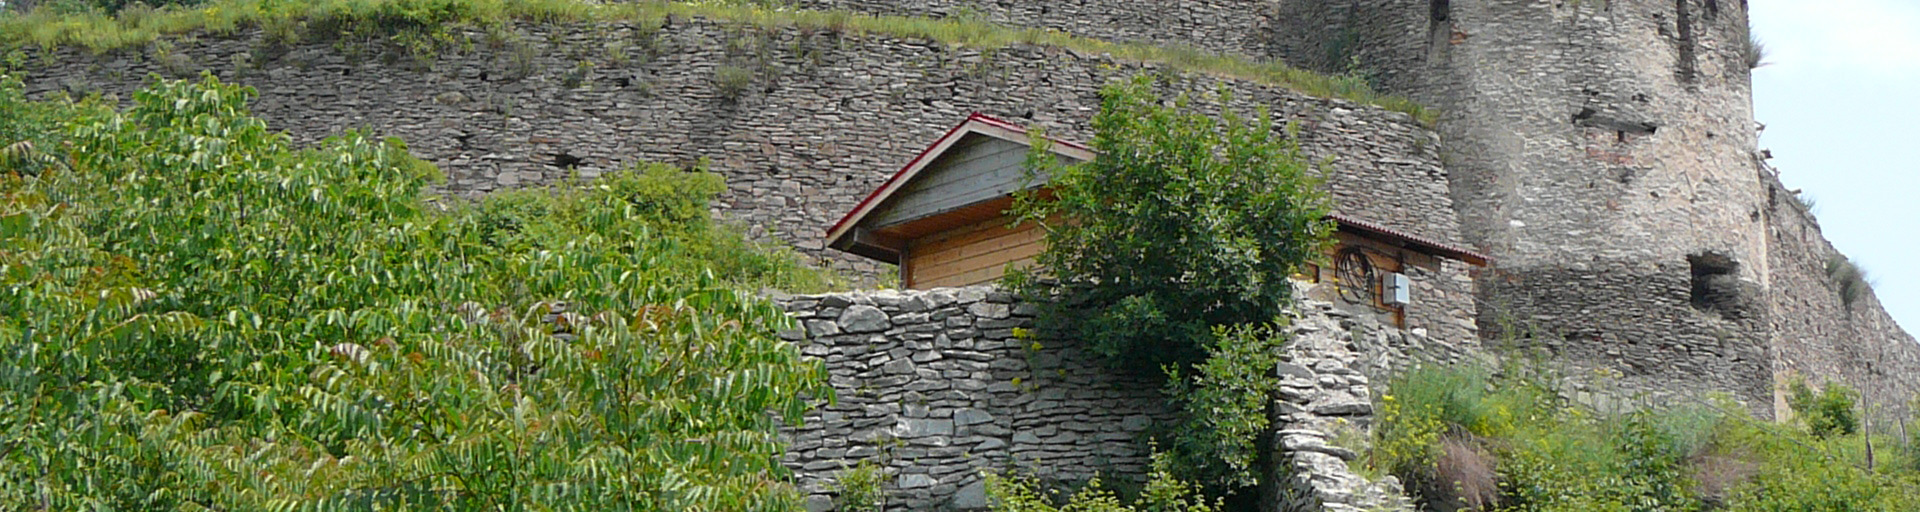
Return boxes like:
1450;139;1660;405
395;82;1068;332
1007;75;1332;497
1826;254;1872;309
0;72;837;509
0;0;1435;122
1367;363;1920;511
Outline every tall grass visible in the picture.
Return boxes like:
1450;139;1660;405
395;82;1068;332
0;0;1435;122
1371;363;1920;511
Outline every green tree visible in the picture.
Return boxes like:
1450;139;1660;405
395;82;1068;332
0;73;832;510
1008;75;1331;493
1009;75;1332;374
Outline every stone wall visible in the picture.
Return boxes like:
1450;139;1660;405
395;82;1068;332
783;0;1279;60
1272;0;1794;415
19;17;1460;283
1261;285;1483;512
1762;173;1920;419
1480;260;1776;416
775;287;1176;511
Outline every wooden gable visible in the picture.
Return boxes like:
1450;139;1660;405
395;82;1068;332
824;114;1092;272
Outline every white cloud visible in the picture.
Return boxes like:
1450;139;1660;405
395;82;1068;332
1753;0;1920;75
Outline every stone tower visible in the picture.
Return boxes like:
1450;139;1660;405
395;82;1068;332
1276;0;1777;413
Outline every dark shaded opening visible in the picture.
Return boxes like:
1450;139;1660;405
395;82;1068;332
1431;0;1451;22
1689;252;1746;319
1675;0;1699;84
550;151;583;169
1573;107;1660;135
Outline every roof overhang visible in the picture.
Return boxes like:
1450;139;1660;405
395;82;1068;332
824;113;1094;259
1329;213;1491;266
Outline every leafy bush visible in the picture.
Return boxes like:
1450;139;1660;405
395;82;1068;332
1009;75;1332;374
1786;377;1860;438
834;459;887;512
0;73;835;510
714;64;754;101
1161;324;1287;489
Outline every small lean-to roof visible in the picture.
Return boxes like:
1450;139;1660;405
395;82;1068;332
824;114;1488;267
823;113;1094;255
1329;212;1490;266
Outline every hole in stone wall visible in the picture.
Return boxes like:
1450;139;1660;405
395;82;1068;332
549;151;583;169
1689;252;1746;319
1431;0;1451;22
1675;0;1699;84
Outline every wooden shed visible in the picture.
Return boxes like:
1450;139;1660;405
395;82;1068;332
825;114;1490;312
825;114;1092;289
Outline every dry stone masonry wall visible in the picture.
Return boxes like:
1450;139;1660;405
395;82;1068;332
783;0;1281;59
19;18;1457;283
772;284;1483;511
775;287;1176;511
1762;172;1920;419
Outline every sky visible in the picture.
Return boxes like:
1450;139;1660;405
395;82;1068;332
1749;0;1920;333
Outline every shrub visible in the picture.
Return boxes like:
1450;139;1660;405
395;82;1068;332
1786;377;1860;438
1161;324;1288;489
1824;255;1871;309
835;460;887;512
714;64;754;100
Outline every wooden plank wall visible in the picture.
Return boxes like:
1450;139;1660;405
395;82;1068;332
906;214;1045;289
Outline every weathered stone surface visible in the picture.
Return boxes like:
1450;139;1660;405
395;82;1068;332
778;287;1176;510
838;305;891;334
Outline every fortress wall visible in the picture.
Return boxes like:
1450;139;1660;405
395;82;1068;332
1281;0;1791;415
1763;177;1920;419
774;287;1176;511
784;0;1280;60
20;18;1456;282
1481;261;1775;415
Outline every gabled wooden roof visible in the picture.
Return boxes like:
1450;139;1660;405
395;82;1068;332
824;114;1094;263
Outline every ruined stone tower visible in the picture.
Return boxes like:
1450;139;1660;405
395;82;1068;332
1272;0;1778;413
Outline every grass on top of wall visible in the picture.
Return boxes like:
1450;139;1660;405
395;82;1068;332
0;0;1435;123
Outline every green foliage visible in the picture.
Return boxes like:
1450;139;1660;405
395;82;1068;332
0;0;1434;122
1006;76;1327;495
984;451;1221;512
1010;75;1332;374
1786;377;1860;439
1717;413;1920;512
1369;363;1920;512
714;64;754;101
1161;324;1287;489
0;73;836;510
833;459;887;512
1824;255;1871;309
